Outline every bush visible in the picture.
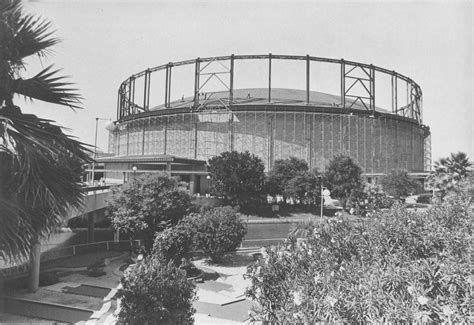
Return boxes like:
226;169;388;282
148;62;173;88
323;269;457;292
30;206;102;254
107;173;193;250
245;198;471;323
117;258;196;324
184;206;247;262
153;222;194;265
416;193;432;204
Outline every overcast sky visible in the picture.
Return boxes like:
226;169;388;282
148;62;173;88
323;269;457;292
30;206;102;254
21;0;472;163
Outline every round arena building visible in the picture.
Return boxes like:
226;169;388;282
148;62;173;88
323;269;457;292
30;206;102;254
99;54;431;193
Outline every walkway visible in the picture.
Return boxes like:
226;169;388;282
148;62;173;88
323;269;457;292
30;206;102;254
0;250;260;324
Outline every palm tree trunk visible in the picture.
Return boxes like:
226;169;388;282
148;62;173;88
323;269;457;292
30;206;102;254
28;233;41;292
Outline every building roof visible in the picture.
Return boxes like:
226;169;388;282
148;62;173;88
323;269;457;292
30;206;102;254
151;88;389;113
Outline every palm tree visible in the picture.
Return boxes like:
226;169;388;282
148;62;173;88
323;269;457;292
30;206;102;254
0;0;91;291
429;152;472;202
434;152;471;180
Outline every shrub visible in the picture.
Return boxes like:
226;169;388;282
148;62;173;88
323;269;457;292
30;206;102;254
117;258;196;324
245;197;471;323
153;222;194;265
184;206;247;262
107;173;193;250
416;193;432;204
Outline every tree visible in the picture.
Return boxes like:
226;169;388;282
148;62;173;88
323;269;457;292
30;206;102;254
427;152;472;202
381;169;423;200
117;257;197;325
0;0;90;291
184;206;247;262
284;170;322;207
152;221;194;266
107;173;193;250
323;155;364;208
246;197;471;323
208;151;265;211
266;157;309;199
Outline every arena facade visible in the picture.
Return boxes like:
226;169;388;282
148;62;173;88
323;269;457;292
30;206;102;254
98;54;431;194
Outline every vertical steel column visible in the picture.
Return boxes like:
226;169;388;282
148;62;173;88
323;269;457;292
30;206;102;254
146;70;151;109
131;78;136;114
405;81;410;116
167;63;172;108
408;83;413;119
340;59;345;108
194;58;200;109
306;55;310;104
143;70;149;111
370;65;375;115
230;54;234;104
268;53;272;103
165;66;169;108
391;73;397;113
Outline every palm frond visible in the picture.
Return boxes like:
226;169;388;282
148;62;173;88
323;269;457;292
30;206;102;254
12;65;82;109
11;14;59;60
0;0;57;63
0;108;92;261
0;0;21;16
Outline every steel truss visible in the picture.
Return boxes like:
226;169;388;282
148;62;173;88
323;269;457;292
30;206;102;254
117;54;424;125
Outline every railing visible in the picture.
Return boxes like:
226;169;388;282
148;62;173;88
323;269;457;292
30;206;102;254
40;240;141;262
0;240;141;279
117;54;423;123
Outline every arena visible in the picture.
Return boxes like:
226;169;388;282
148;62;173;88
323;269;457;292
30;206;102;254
99;54;431;193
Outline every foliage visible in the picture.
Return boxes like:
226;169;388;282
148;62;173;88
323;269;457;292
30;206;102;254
381;169;423;199
117;257;196;325
208;151;265;212
184;206;247;262
107;173;192;250
323;155;364;208
348;185;395;216
152;221;194;266
416;193;432;204
0;0;90;261
427;152;472;202
266;157;309;198
246;193;471;323
284;169;322;206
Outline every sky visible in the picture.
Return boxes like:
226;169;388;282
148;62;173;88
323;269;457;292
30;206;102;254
20;0;473;162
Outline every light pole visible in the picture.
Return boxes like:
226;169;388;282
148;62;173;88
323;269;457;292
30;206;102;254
132;166;137;180
91;117;112;185
206;175;211;197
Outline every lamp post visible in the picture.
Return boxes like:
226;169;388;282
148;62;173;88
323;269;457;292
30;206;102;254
132;166;137;180
206;175;211;197
91;117;112;185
